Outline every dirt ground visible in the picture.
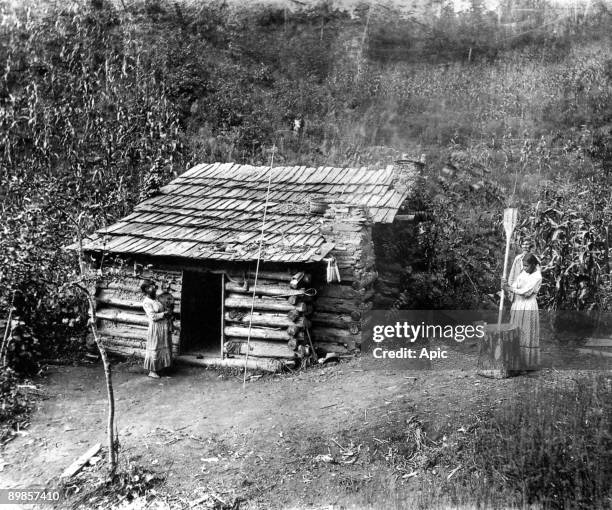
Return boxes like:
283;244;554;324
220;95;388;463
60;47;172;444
0;340;610;509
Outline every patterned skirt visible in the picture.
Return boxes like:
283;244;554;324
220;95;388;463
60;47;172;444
144;320;172;372
510;296;540;370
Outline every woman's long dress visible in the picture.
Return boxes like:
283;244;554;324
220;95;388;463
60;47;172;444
509;270;542;370
142;296;172;371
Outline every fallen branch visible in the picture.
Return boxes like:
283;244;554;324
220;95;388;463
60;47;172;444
60;443;101;479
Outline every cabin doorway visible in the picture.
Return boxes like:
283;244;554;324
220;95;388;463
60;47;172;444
180;271;223;356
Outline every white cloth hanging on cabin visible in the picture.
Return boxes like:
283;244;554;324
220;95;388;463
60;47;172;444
324;257;341;283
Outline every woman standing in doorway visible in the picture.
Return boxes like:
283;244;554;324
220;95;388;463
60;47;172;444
502;253;542;370
141;280;173;378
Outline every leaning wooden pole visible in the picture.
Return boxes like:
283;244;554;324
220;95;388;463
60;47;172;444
498;208;518;327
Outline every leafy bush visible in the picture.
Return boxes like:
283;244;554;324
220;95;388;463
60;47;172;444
3;320;43;376
0;367;33;441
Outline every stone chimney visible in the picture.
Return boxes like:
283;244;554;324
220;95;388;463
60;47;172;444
392;155;424;189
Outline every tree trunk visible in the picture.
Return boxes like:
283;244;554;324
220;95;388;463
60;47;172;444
85;293;117;474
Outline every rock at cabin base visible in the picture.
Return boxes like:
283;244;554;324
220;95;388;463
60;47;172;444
477;323;521;379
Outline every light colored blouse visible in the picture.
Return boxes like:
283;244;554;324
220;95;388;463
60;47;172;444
142;296;166;321
510;270;542;299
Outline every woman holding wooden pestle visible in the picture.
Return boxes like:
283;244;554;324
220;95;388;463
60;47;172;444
507;238;535;300
141;280;173;379
501;253;542;371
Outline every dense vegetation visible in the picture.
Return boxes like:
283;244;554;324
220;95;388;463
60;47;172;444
1;0;611;361
415;375;612;509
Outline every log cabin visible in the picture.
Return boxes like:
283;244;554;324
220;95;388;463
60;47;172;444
75;161;420;371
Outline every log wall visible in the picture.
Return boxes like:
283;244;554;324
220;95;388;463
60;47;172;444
90;267;182;358
223;269;311;361
310;204;376;356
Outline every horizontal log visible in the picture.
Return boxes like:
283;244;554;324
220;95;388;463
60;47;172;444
313;341;350;355
96;290;141;309
228;270;297;282
96;311;181;332
101;336;146;350
101;280;182;298
227;274;312;288
224;311;304;328
288;294;313;305
310;312;355;329
316;285;360;300
97;282;182;304
225;295;306;313
99;275;145;288
314;297;370;314
252;270;300;282
225;281;303;297
95;309;148;326
224;326;297;341
337;274;356;283
226;339;297;359
311;326;360;342
175;354;294;372
105;345;145;359
98;323;179;344
97;290;181;313
98;320;145;336
145;268;182;277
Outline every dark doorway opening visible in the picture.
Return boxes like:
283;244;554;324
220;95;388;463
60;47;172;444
180;271;223;356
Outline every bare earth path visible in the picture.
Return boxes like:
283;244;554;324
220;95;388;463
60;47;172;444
0;345;608;509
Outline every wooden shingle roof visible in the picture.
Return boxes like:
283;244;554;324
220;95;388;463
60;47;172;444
80;162;416;263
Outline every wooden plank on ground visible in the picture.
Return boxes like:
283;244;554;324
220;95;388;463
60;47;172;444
60;443;101;479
